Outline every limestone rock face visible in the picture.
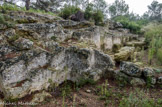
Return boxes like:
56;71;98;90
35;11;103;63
72;27;100;48
114;47;135;61
120;61;142;77
13;38;34;50
0;45;114;99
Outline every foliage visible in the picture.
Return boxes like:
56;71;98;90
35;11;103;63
92;0;108;17
119;89;157;107
93;10;104;25
113;15;141;34
75;78;96;88
0;3;24;11
0;13;6;24
144;24;162;65
147;1;162;21
59;5;81;19
0;3;56;16
84;3;94;20
84;3;104;25
109;0;129;18
0;13;15;28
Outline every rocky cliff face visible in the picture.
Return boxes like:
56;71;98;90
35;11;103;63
0;11;161;101
0;11;115;99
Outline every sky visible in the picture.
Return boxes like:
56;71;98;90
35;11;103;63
105;0;162;16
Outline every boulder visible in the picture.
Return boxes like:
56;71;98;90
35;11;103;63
70;11;85;22
114;47;135;61
109;21;123;30
143;68;155;77
120;61;142;77
130;78;146;86
157;77;162;84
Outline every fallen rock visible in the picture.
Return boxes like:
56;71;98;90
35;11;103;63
114;47;135;61
86;89;91;93
157;77;162;84
120;61;142;77
143;68;155;77
130;78;146;86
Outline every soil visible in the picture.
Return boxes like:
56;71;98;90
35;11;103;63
12;76;161;107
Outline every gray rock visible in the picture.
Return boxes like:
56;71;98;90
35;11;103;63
70;11;85;22
143;67;155;77
120;61;142;77
31;91;52;104
130;78;146;86
114;47;135;61
0;24;7;30
4;28;16;39
14;38;34;50
157;77;162;84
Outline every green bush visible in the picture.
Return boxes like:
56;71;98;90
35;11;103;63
59;5;80;19
93;10;104;25
144;24;162;65
84;4;94;20
157;48;162;64
113;16;142;34
0;13;6;24
0;4;24;11
119;89;157;107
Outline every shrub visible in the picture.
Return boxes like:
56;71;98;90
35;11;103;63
93;10;104;25
0;13;6;24
113;16;142;34
157;48;162;64
144;24;162;65
59;5;80;19
119;89;157;107
84;3;94;20
0;4;23;11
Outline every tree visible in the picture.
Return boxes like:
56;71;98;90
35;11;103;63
25;0;30;10
84;3;94;20
109;0;129;18
92;0;108;18
33;0;64;12
147;0;162;21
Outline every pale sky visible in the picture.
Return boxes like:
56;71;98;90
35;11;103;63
106;0;162;16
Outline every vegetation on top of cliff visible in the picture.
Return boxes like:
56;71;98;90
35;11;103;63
0;3;56;16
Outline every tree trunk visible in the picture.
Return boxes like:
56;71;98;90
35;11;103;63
25;0;30;10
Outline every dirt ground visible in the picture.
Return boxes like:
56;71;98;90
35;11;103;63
31;77;162;107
